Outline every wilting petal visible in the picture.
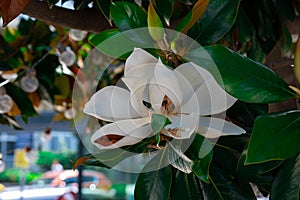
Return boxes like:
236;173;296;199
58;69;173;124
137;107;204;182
91;118;152;149
125;48;157;78
151;59;183;112
197;117;245;138
163;113;199;139
179;63;236;115
84;86;140;122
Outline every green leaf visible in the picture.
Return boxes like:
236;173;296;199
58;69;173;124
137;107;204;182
201;165;257;200
235;7;254;44
227;101;268;129
237;150;283;178
89;29;153;59
188;0;241;45
147;2;164;41
176;0;209;34
186;134;213;183
271;154;300;200
171;171;203;200
110;1;147;30
5;83;37;117
151;113;171;134
247;36;265;62
152;0;174;26
134;165;172;200
89;29;136;59
246;110;300;164
186;45;296;103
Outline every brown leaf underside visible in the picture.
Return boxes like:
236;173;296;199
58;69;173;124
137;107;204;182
0;0;30;26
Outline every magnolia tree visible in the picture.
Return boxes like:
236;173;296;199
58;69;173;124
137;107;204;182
1;0;300;199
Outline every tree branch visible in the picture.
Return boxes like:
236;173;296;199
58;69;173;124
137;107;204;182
22;0;112;33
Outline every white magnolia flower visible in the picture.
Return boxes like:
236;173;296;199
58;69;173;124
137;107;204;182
84;48;245;149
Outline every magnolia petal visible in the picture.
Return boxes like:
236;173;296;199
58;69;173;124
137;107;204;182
125;48;157;78
197;117;245;138
164;113;199;139
181;74;236;116
151;59;183;112
122;77;150;116
175;62;207;103
91;118;152;149
84;86;140;122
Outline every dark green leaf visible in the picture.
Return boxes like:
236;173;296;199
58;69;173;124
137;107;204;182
243;0;280;54
271;154;300;200
246;110;300;164
237;150;283;178
188;0;241;45
152;0;174;26
5;83;37;118
227;101;268;129
134;165;172;200
247;36;265;62
201;165;257;200
235;7;254;43
186;134;213;183
110;1;147;30
171;171;203;200
151;113;171;134
186;46;296;103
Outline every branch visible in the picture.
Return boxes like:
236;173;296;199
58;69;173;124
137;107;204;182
22;0;112;33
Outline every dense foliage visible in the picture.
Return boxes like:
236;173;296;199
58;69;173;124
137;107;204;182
1;0;300;199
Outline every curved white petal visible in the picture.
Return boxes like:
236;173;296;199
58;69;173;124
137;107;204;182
122;77;150;116
163;113;199;139
125;48;157;78
91;118;152;149
83;86;140;122
197;117;245;138
179;63;236;115
175;62;206;103
151;59;183;112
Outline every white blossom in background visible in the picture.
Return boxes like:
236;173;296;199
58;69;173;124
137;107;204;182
84;48;245;150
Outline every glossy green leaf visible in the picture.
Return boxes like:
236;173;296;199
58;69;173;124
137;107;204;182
171;171;203;200
176;0;209;34
201;165;257;200
5;83;37;117
152;0;174;26
110;1;147;30
134;165;172;200
147;2;164;41
271;154;300;200
151;114;171;134
188;0;241;45
186;134;213;183
227;101;268;129
89;29;137;59
246;110;300;164
237;150;283;178
186;46;296;103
